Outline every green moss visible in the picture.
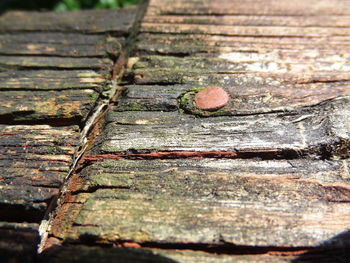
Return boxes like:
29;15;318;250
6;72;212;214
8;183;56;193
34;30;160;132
88;173;133;189
46;145;56;154
45;145;66;155
178;87;203;108
179;92;191;106
103;84;112;91
90;92;99;103
124;103;144;111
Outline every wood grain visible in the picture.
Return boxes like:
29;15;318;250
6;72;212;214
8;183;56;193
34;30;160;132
56;158;350;249
0;7;138;258
5;1;347;262
95;98;350;160
0;8;136;124
0;125;79;221
0;33;124;57
0;89;99;124
0;8;137;33
147;0;350;16
0;70;105;91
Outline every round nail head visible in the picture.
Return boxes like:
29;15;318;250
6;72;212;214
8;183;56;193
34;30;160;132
194;86;229;110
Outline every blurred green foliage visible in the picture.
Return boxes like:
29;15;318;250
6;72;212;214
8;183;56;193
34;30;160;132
54;0;140;11
1;0;140;11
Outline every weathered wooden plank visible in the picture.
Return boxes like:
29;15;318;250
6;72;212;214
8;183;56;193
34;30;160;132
81;158;350;187
143;14;350;27
73;186;350;249
0;32;107;45
0;70;105;91
0;89;99;124
0;222;39;263
71;188;343;247
115;82;350;114
0;8;137;33
43;0;350;261
131;66;350;86
95;97;350;160
55;158;350;249
125;53;350;113
0;5;140;260
136;34;350;55
0;11;126;125
115;85;189;112
133;53;350;73
0;55;111;70
179;84;350;116
0;125;79;222
0;19;120;125
147;0;350;16
141;23;350;37
131;0;350;113
0;42;102;57
0;33;124;57
129;52;350;85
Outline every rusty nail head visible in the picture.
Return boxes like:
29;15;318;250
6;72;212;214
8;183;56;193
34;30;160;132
194;86;229;111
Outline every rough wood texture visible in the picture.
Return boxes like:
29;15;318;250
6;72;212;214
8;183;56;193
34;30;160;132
129;0;350;111
0;70;105;90
0;7;136;124
0;8;137;33
115;84;189;112
123;0;350;120
95;98;350;160
0;6;137;261
0;55;111;70
116;82;350;114
145;0;350;16
0;89;100;124
57;158;350;247
0;33;122;57
0;69;106;123
0;125;79;222
128;55;350;115
1;0;349;262
46;0;350;262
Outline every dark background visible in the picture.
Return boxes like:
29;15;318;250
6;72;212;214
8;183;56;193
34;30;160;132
0;0;139;11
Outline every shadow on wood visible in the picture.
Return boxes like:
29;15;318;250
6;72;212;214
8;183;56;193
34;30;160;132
293;231;350;263
39;243;179;263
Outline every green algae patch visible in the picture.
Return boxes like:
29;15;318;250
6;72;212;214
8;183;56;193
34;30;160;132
179;87;203;107
90;92;99;104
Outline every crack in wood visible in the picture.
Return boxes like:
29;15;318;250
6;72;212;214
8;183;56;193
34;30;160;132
82;149;305;164
38;1;150;254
